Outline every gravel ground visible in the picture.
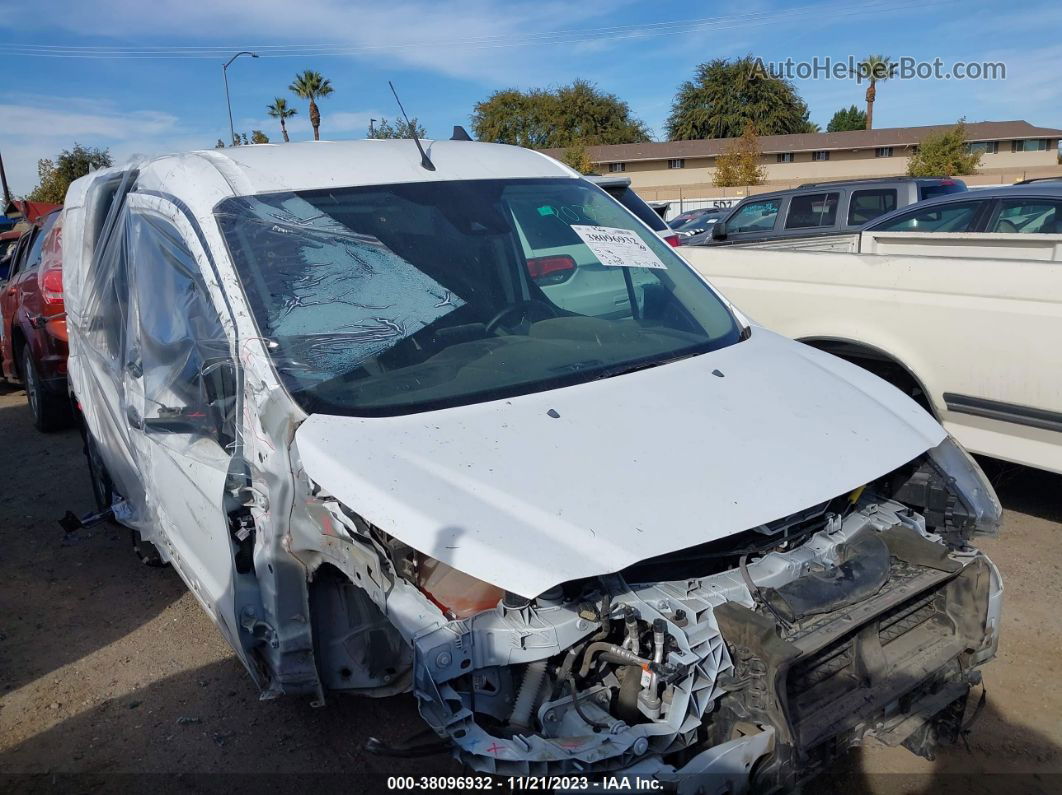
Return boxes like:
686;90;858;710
1;383;1060;793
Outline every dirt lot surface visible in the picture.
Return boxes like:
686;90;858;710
1;383;1060;793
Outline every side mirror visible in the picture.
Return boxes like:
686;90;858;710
711;221;727;241
143;358;237;448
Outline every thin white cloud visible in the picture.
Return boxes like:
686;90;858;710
0;0;630;82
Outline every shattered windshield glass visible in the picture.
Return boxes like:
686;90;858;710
216;178;740;416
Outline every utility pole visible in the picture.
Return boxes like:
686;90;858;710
0;149;12;209
223;51;259;147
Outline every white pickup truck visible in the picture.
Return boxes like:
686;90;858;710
683;245;1062;474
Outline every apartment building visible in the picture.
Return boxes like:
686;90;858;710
543;120;1062;201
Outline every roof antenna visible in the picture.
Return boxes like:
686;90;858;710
388;81;435;171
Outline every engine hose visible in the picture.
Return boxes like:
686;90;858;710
590;593;613;642
509;660;548;729
578;642;650;678
567;673;609;731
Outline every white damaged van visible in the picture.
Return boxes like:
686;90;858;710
61;139;1003;791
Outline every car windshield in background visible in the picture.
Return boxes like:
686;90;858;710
674;214;719;233
216;178;740;416
599;185;669;232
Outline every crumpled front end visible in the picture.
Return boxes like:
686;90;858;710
407;502;999;789
290;437;1002;791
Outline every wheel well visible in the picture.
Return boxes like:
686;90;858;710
800;337;936;417
10;326;27;379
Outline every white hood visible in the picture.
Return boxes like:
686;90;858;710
295;329;945;597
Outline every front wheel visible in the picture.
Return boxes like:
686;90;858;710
21;346;70;432
84;431;165;568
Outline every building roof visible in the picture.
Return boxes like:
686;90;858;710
4;199;62;222
542;120;1062;164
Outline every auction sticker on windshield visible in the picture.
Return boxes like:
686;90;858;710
570;225;667;269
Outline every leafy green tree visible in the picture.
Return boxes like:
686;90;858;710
289;70;334;141
472;80;650;148
368;116;427;139
853;55;895;130
27;143;112;204
906;119;982;177
215;138;227;149
251;130;270;144
713;125;766;187
666;56;811;140
266;97;297;142
561;144;595;174
827;105;868;132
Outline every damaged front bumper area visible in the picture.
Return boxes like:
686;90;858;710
407;498;1001;790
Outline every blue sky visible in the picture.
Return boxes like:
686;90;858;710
1;0;1059;196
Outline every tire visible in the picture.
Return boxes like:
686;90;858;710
21;345;70;432
84;431;165;568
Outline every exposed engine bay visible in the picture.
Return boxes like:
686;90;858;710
294;444;1002;791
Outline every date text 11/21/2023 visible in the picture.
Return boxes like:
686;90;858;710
386;775;664;791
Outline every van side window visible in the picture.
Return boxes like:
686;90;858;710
129;212;235;449
727;200;780;233
784;192;839;229
83;206;131;365
847;189;898;226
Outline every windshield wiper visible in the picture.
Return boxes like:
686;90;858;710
593;349;705;381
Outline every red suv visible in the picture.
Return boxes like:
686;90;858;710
0;210;71;430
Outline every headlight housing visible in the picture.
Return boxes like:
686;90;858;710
927;435;1002;538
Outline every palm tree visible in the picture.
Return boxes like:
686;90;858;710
266;97;298;143
288;70;334;141
854;55;896;130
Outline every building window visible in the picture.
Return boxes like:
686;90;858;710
667;158;685;169
1012;139;1049;152
968;141;999;155
608;162;626;173
811;151;830;161
776;152;794;163
875;147;893;158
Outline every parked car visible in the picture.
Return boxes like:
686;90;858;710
688;177;967;248
864;183;1060;235
722;183;1062;258
682;236;1062;474
63;141;1002;791
672;208;727;240
0;210;71;430
668;206;726;231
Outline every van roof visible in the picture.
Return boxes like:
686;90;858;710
142;139;576;199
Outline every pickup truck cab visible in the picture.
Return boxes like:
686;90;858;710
696;177;966;248
63;141;1002;791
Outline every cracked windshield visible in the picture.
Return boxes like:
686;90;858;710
216;178;739;415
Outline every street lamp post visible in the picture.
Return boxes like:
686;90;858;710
223;51;259;146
